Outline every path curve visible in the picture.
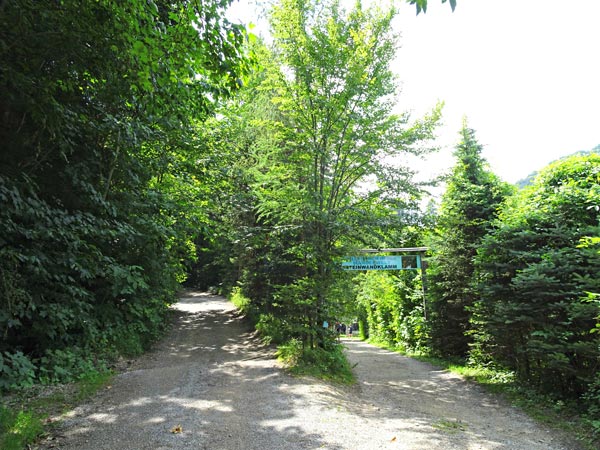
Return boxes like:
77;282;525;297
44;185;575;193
40;292;580;450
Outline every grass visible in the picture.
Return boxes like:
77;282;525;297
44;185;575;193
0;370;113;449
431;418;467;434
366;338;597;450
0;406;44;450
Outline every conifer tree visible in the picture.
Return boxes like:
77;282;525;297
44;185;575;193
472;154;600;397
428;123;511;356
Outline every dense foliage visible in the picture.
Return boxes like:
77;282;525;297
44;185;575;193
352;149;600;437
427;125;511;357
2;0;598;440
0;0;249;388
355;270;428;352
471;154;600;400
208;0;440;350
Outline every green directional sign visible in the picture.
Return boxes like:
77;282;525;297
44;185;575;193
341;255;421;271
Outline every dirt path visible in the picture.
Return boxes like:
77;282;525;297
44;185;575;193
40;292;581;450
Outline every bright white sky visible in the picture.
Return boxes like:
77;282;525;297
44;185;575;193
228;0;600;184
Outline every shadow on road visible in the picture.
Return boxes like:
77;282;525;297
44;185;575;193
41;291;580;450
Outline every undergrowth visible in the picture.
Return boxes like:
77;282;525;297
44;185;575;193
229;287;259;323
0;406;44;450
277;338;355;384
0;369;113;449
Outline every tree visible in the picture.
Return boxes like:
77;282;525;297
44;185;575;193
408;0;457;14
471;154;600;398
240;0;442;347
427;123;511;357
0;0;249;387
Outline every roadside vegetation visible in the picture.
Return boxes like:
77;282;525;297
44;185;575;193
356;148;599;448
276;339;356;385
0;371;112;449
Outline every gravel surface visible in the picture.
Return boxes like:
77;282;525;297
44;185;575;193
39;291;582;450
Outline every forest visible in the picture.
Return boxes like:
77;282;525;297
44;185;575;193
1;0;598;442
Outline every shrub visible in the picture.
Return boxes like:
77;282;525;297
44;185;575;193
0;352;36;390
277;339;355;384
256;314;288;345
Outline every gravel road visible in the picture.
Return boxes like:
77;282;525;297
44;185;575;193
40;291;582;450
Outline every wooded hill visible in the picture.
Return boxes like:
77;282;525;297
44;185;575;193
515;145;600;188
1;0;598;438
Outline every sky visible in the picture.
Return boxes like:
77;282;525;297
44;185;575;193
228;0;600;184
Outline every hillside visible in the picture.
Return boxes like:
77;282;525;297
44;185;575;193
515;145;600;188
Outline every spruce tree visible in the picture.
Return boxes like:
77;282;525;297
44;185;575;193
428;123;511;357
472;154;600;397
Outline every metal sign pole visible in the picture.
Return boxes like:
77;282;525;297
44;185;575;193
420;251;427;321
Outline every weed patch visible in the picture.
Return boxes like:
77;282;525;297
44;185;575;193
0;406;44;450
0;368;113;449
432;419;467;434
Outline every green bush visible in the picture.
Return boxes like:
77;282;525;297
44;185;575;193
277;339;354;384
583;373;600;440
0;352;36;390
37;348;100;385
276;338;303;367
229;287;260;322
256;313;288;345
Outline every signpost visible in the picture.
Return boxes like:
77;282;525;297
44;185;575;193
341;255;421;271
341;247;429;319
